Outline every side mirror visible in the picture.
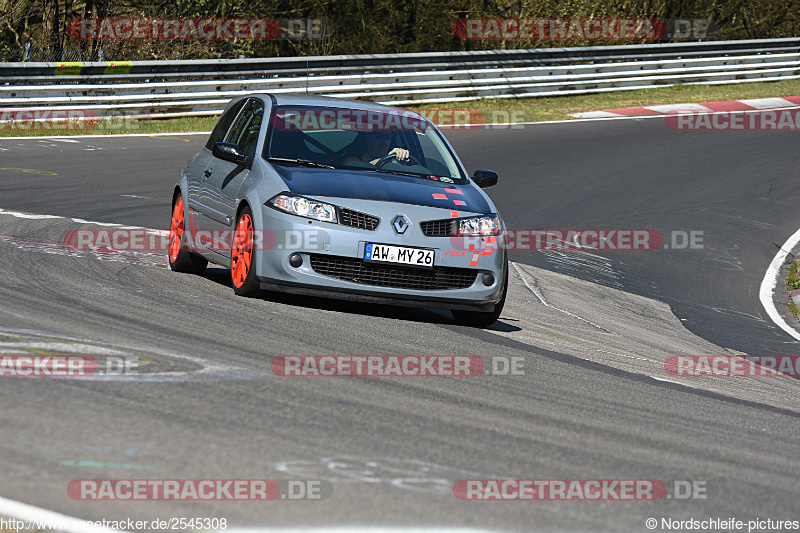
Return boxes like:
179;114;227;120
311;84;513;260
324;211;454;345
212;142;248;165
471;170;498;188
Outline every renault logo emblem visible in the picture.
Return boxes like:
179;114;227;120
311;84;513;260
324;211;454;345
393;215;409;234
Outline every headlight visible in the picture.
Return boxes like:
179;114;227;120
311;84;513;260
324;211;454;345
269;194;337;223
457;215;501;236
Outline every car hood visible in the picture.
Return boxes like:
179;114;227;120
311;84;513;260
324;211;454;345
272;166;491;214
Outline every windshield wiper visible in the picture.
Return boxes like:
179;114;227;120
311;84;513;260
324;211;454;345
268;157;335;169
361;168;423;178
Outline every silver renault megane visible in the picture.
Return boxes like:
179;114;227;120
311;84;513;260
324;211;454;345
169;94;507;326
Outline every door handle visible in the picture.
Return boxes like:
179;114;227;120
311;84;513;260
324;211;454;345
203;169;212;178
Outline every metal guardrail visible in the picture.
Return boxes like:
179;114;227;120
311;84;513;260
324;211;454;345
1;38;798;119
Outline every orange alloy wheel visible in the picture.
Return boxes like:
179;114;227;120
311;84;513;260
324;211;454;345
231;213;254;288
169;196;185;263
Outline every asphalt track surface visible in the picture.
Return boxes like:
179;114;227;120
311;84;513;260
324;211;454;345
0;119;798;532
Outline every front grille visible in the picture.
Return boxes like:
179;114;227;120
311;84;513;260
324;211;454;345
421;219;455;237
310;254;477;290
339;208;380;230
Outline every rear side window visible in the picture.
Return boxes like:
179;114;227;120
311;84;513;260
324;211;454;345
205;99;246;150
225;99;265;155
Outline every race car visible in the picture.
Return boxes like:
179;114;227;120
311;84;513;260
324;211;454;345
169;94;507;326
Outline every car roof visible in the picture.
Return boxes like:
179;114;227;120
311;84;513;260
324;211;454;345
246;93;421;115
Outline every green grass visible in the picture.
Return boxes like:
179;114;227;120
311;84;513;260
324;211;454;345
1;78;799;137
0;115;217;137
787;261;800;292
786;261;800;317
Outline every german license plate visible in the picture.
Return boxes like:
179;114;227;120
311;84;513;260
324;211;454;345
364;243;434;268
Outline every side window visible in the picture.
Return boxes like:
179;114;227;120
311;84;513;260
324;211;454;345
225;99;264;155
205;99;246;150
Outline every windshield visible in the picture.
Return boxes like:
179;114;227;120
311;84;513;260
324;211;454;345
264;105;467;184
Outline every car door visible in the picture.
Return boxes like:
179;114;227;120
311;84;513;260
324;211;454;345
196;97;265;255
186;98;246;240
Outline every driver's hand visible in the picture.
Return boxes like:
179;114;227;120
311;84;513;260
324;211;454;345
389;147;410;162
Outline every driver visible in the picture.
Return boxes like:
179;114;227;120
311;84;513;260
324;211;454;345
344;131;410;166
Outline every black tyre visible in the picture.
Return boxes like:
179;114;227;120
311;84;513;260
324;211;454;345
168;195;208;274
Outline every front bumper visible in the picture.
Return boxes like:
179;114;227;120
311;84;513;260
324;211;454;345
259;276;502;312
253;197;506;311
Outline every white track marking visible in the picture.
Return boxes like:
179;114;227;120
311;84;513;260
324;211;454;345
649;376;700;389
739;97;797;109
0;327;271;383
569;103;800;121
0;307;28;319
644;103;713;113
568;110;623;119
0;495;128;533
68;217;148;230
572;97;800;118
759;228;800;342
0;235;169;270
511;262;613;333
0;341;127;356
120;194;162;201
0;208;61;219
0;209;171;272
0;208;166;233
275;456;496;496
511;262;547;305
